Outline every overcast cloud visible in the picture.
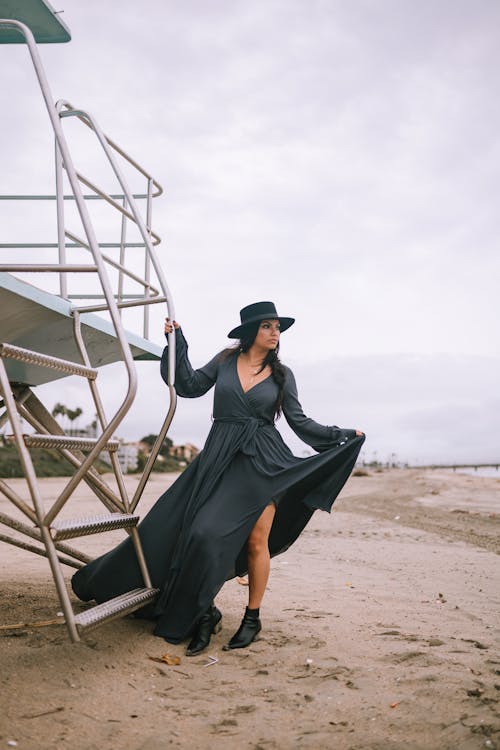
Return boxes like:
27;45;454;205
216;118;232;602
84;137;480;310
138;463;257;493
1;0;499;465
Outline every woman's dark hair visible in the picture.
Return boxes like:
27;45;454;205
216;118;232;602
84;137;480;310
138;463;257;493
220;321;287;419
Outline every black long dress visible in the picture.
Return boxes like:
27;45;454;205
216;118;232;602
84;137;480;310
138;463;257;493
72;329;365;642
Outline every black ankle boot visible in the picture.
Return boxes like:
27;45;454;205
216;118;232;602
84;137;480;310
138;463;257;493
185;605;222;657
223;610;261;651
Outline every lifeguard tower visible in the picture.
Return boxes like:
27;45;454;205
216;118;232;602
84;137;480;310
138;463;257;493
0;1;177;641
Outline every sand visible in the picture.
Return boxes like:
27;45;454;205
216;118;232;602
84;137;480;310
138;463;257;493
0;468;498;750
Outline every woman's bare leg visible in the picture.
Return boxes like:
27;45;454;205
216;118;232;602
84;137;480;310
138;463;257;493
223;504;276;650
247;503;276;609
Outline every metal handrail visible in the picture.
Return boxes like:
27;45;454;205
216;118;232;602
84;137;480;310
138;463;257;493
66;168;161;245
0;107;163;337
54;100;171;329
0;19;177;505
65;229;162;295
53;103;179;491
58;102;163;198
0;21;137;520
0;17;178;641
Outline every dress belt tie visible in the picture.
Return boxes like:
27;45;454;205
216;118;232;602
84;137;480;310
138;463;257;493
213;417;271;457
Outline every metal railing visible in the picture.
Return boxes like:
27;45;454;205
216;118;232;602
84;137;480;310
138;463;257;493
0;17;176;410
0;18;178;639
0;21;178;499
0;106;167;341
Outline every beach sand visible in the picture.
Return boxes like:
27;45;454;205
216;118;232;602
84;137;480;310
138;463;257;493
0;468;498;750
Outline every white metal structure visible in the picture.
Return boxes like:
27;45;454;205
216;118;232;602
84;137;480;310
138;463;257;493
0;7;177;641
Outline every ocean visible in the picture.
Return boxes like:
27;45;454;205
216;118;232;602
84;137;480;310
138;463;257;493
453;466;500;479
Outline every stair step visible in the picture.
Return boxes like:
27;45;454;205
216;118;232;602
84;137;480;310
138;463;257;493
74;588;159;632
50;513;140;541
0;342;98;380
14;433;119;452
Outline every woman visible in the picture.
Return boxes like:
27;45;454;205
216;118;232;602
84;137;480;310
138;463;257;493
72;301;364;655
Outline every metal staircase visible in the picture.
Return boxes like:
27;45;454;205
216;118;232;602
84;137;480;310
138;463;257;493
0;16;177;641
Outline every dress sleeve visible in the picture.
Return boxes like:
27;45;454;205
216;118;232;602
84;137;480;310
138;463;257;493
160;328;219;398
282;367;357;451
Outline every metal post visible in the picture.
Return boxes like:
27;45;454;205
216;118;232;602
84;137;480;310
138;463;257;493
118;196;127;314
54;141;67;299
144;177;153;339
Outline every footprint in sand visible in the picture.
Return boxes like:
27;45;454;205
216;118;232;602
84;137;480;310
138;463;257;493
376;630;446;648
308;639;327;650
383;650;442;666
376;629;419;642
233;704;257;714
265;631;302;648
210;717;238;734
287;659;357;689
293;610;333;619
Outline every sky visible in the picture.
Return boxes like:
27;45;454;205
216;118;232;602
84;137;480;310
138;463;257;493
1;0;499;465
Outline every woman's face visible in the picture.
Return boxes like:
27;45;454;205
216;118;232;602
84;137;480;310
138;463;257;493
254;319;280;351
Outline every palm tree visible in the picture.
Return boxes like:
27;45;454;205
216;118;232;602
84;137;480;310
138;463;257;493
66;407;83;435
51;403;67;428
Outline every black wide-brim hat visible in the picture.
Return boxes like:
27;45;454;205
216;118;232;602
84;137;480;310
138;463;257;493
227;301;295;339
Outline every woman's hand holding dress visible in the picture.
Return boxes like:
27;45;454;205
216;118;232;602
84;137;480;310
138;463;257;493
282;368;361;451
